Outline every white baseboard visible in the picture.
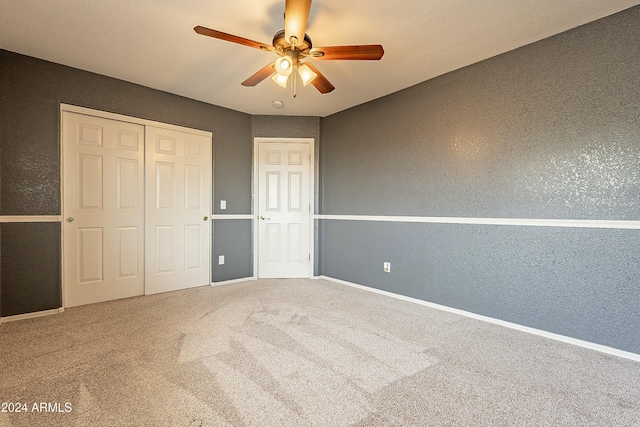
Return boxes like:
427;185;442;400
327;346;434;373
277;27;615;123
320;276;640;363
211;277;256;287
0;308;64;323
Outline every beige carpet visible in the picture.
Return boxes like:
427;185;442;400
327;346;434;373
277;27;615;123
1;278;638;426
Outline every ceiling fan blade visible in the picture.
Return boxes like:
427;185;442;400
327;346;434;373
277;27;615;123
284;0;312;47
194;26;274;52
309;45;384;60
241;63;276;86
304;63;335;94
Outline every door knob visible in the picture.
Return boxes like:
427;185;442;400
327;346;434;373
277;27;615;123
259;216;270;220
203;216;209;221
66;217;75;223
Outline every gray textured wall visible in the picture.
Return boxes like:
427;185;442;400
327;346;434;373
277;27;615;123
320;7;640;353
0;50;252;216
0;50;253;315
322;220;640;353
213;220;252;282
1;223;61;316
322;8;640;220
252;115;322;275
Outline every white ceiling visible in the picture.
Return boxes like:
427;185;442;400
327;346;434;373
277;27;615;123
1;0;639;117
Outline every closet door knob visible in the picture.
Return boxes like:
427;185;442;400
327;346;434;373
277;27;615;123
66;217;75;223
203;216;209;221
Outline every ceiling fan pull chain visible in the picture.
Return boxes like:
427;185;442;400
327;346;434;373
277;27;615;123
292;65;298;98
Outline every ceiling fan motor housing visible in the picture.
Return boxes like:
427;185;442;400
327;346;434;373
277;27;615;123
273;29;313;56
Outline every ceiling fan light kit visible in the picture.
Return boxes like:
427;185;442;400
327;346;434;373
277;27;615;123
272;73;289;88
194;0;384;98
272;51;319;97
298;63;317;86
274;56;293;76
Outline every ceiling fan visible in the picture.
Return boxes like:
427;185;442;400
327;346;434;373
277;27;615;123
194;0;384;96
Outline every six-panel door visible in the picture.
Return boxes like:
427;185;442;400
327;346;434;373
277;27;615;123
63;112;145;307
258;142;311;278
144;126;212;295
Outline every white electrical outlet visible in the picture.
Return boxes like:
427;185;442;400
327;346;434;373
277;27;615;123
383;262;391;273
218;255;225;265
220;200;227;210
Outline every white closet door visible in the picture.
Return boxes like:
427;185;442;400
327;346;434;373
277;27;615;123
257;142;311;278
63;112;145;307
145;126;211;295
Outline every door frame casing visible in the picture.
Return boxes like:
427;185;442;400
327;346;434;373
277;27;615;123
253;137;315;279
60;103;213;308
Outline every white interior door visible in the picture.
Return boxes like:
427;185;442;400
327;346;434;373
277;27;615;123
145;126;211;294
258;142;311;278
62;112;145;307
